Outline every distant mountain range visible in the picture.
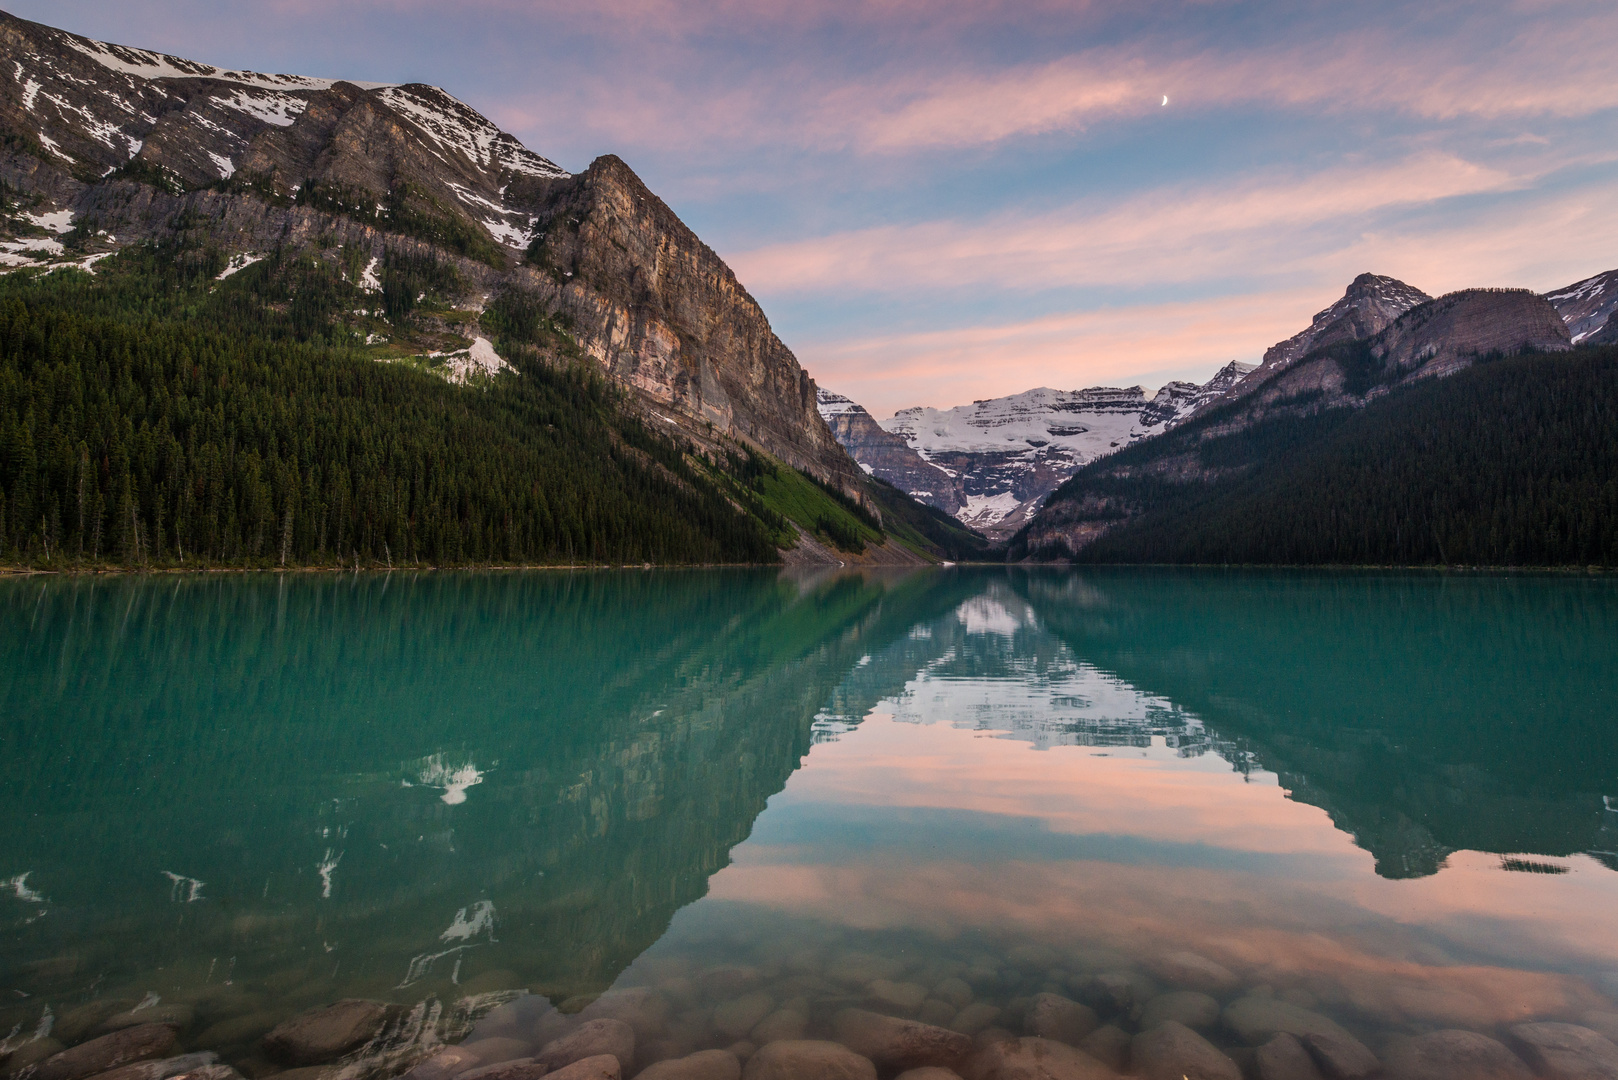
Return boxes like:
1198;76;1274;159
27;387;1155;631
822;264;1617;562
819;362;1255;539
0;9;984;567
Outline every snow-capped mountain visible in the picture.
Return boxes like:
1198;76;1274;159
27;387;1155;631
821;363;1255;538
1545;269;1618;345
0;10;866;498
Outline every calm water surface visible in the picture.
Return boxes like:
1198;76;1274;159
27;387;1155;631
3;568;1617;1073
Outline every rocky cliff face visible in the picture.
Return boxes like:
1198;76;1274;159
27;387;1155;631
819;363;1255;540
1234;273;1432;397
0;10;866;499
817;390;965;514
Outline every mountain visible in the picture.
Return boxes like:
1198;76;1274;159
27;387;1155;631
1014;274;1594;564
816;389;966;515
0;10;982;567
1546;268;1618;345
1237;273;1432;394
819;363;1255;540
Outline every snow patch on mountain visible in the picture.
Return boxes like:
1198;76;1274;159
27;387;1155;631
214;88;306;127
1545;268;1618;344
379;85;568;180
58;31;394;92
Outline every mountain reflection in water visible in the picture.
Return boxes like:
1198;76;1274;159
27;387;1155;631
1;568;1616;1073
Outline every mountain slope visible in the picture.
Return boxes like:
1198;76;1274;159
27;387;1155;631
819;362;1255;540
0;9;866;501
1546;268;1618;345
0;10;969;565
1015;275;1581;563
1019;345;1618;567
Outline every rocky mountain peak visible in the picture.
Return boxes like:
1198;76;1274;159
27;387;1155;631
1244;272;1433;389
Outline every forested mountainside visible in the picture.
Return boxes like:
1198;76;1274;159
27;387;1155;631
0;249;985;569
1012;343;1616;567
0;9;985;568
818;362;1255;541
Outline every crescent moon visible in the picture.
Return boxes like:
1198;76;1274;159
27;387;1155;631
1161;95;1169;106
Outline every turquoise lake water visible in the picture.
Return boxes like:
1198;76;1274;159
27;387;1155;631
3;568;1617;1074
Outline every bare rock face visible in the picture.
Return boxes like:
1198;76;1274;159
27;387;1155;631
1384;1030;1531;1080
740;1041;877;1080
31;1024;179;1080
832;1010;974;1071
1507;1022;1618;1080
262;1000;388;1065
817;391;965;515
1130;1021;1240;1080
1243;273;1433;392
528;157;868;501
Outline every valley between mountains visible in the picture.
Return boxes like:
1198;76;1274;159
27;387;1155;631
0;8;1614;570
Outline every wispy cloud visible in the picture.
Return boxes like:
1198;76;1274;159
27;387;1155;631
731;152;1523;296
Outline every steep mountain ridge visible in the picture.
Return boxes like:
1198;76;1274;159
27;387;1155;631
1017;274;1577;560
1237;273;1433;395
819;362;1255;539
817;390;966;515
0;9;867;505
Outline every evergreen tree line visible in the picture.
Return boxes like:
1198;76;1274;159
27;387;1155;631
1026;346;1618;567
0;264;780;568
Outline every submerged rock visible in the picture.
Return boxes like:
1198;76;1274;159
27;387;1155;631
1384;1030;1531;1080
2;1038;65;1077
866;983;929;1016
33;1024;179;1080
262;1001;388;1065
636;1050;743;1080
1255;1035;1324;1080
454;1059;549;1080
1130;1021;1240;1080
404;1046;484;1080
715;997;775;1041
100;1008;195;1036
751;1013;808;1046
536;1019;636;1075
1076;1028;1128;1073
545;1056;622;1080
1025;996;1097;1047
741;1041;876;1080
76;1052;220;1080
1138;992;1219;1033
1507;1022;1618;1080
933;982;975;1011
582;991;671;1044
961;1036;1116;1080
894;1069;962;1080
1144;954;1239;995
463;1038;535;1065
1301;1030;1381;1080
832;1009;974;1071
950;1006;1003;1038
1221;998;1353;1048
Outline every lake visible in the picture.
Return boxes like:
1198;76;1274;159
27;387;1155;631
3;568;1617;1080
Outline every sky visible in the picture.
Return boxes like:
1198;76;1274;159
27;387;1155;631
16;0;1618;416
